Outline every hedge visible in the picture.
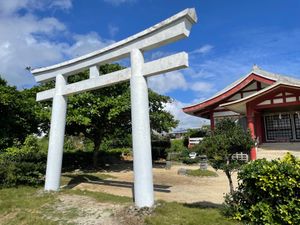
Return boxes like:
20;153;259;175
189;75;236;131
223;153;300;225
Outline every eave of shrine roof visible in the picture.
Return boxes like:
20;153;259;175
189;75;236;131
182;65;300;115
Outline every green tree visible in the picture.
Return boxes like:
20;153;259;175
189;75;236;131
37;64;178;167
196;119;254;193
0;77;40;151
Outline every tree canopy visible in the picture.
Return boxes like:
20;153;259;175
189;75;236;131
195;119;254;193
0;77;40;151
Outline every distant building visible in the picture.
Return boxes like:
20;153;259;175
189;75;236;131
183;66;300;160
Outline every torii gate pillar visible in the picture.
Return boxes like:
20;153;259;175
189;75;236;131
130;49;154;206
45;74;68;190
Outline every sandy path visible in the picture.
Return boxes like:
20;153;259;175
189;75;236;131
74;164;237;204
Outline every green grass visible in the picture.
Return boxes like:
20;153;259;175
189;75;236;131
0;186;57;225
0;184;239;225
0;186;130;225
145;202;240;225
186;169;218;177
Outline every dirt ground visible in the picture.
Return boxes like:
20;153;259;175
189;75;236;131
43;194;123;225
70;148;300;205
41;194;146;225
73;164;237;204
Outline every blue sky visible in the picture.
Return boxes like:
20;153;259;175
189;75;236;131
0;0;300;129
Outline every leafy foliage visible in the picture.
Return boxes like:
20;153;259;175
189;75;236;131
0;135;46;187
167;139;187;153
166;139;199;163
223;154;300;225
0;77;40;151
194;119;254;193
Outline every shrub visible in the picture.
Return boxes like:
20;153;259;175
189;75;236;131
166;139;185;153
107;147;131;155
152;139;171;160
62;150;124;170
186;169;218;177
166;152;181;161
166;139;189;162
182;157;199;164
223;154;300;225
0;135;46;187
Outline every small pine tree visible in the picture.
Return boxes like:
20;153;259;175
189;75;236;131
195;119;254;193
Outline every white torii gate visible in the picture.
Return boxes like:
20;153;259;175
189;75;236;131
31;8;197;208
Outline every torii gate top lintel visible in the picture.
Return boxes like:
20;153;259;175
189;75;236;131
31;8;197;83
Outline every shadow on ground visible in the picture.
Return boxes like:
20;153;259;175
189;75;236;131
63;174;171;193
63;160;167;173
183;201;222;209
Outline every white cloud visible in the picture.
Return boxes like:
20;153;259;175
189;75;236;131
0;1;114;87
191;44;214;55
148;71;188;94
0;0;73;15
103;0;137;6
148;50;173;60
192;29;300;84
0;0;29;15
50;0;72;10
146;50;216;96
164;99;209;131
108;24;119;37
148;70;215;96
0;13;67;86
63;32;114;58
190;81;214;92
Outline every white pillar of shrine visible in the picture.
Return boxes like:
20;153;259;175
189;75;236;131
130;49;154;207
44;74;68;191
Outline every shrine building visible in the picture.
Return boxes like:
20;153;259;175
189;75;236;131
183;65;300;160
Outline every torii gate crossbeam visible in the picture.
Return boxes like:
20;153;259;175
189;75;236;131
31;8;197;208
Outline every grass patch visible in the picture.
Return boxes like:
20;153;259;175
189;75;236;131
145;202;240;225
186;169;218;177
0;186;131;225
0;187;57;225
0;182;239;225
